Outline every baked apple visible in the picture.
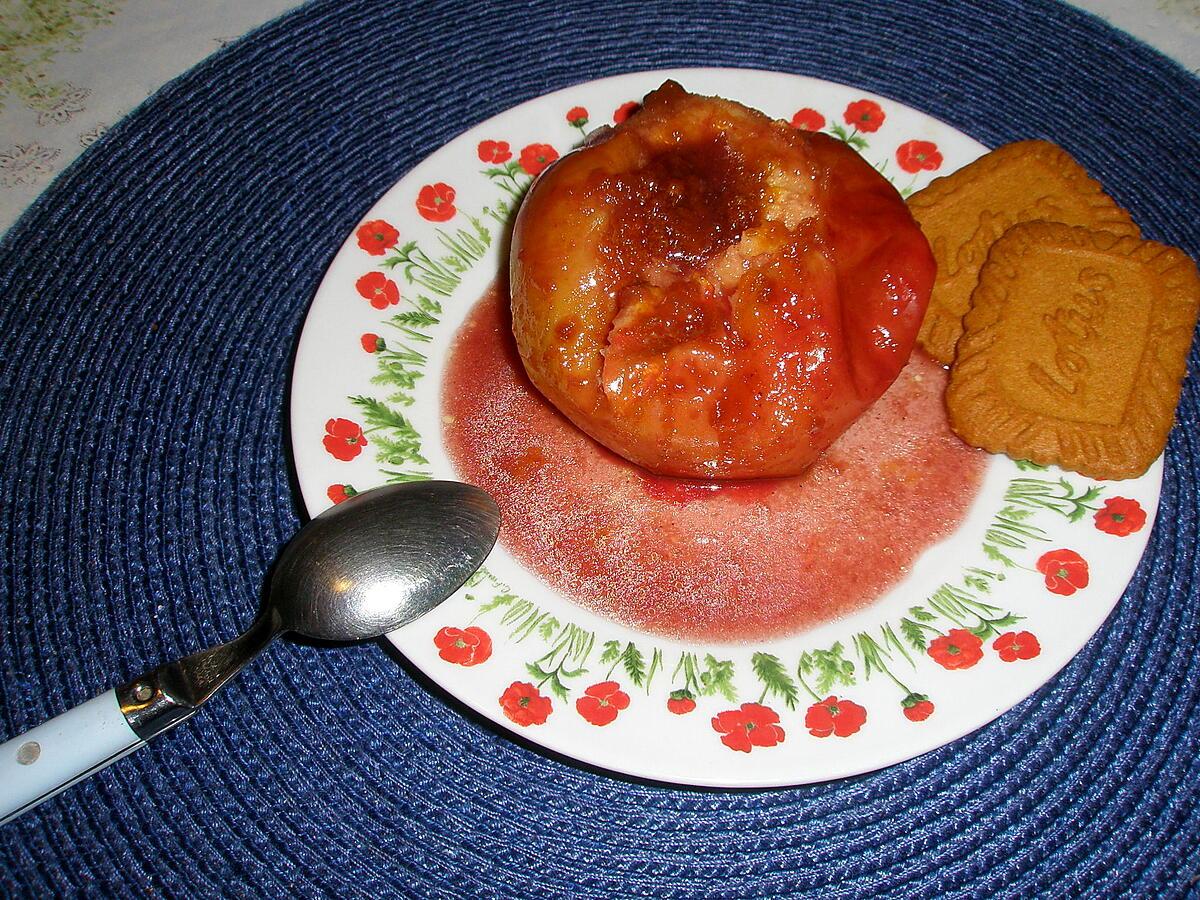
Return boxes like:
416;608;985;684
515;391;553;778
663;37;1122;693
509;81;935;478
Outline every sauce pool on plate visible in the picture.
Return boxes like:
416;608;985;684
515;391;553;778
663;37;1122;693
442;284;986;642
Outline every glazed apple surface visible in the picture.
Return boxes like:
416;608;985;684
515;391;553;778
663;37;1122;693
509;81;936;478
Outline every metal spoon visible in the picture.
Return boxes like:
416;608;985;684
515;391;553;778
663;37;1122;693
0;480;500;825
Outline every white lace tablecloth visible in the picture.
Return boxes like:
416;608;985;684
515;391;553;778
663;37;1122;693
0;0;298;234
0;0;1196;236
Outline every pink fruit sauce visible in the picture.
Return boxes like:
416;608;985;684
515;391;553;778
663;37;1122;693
442;285;986;642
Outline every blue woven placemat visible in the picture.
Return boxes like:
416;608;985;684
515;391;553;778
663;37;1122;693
2;0;1198;896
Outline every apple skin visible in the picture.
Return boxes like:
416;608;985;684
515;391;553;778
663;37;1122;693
510;81;935;479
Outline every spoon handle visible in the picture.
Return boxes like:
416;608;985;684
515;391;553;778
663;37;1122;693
0;690;143;826
0;613;280;826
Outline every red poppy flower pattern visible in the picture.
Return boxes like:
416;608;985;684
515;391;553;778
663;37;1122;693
416;182;457;222
1093;497;1146;537
499;681;552;726
711;703;785;752
667;690;696;715
994;631;1041;662
613;101;639;124
844;99;885;133
1036;549;1090;595
326;483;356;505
790;108;826;131
360;332;385;353
576;680;630;726
434;626;493;666
566;105;589;127
902;695;935;722
477;139;512;164
355;271;400;310
896;139;943;173
804;696;867;738
355;219;399;256
927;628;984;670
518;143;559;177
323;417;367;462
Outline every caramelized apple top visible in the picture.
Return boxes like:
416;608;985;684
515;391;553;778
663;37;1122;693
510;81;935;478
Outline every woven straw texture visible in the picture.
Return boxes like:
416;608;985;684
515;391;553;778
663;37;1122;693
2;0;1198;896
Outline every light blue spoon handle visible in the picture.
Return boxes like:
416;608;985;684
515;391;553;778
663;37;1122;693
0;616;279;826
0;690;143;825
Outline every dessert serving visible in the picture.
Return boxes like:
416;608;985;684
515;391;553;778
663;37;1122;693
292;69;1171;785
510;81;936;478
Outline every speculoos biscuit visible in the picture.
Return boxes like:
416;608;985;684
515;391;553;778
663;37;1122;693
907;140;1139;364
946;221;1200;480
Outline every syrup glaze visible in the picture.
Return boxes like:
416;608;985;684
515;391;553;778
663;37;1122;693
443;285;985;642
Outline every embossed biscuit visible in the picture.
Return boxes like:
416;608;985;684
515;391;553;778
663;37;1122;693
946;221;1200;480
907;140;1139;364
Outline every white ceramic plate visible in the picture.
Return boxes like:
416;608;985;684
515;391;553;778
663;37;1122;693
289;68;1160;787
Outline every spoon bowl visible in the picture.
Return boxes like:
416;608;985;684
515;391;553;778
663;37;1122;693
271;481;501;641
